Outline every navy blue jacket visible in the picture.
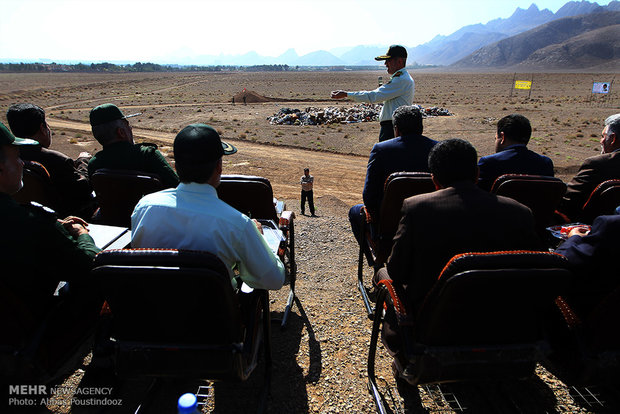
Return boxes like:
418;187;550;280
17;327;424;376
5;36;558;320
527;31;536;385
362;133;437;220
477;144;554;192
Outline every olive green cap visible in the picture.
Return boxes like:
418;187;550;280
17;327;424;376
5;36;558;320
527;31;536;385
0;122;38;146
89;103;141;127
174;123;237;162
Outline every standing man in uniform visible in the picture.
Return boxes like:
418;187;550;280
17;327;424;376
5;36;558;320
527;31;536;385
330;45;414;142
300;167;315;216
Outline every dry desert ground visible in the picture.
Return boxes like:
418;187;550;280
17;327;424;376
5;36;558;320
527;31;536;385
1;70;619;413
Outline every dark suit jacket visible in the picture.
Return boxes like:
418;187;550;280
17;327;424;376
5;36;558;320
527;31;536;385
557;150;620;222
19;145;95;217
555;214;620;313
477;144;555;192
386;181;543;308
362;133;437;220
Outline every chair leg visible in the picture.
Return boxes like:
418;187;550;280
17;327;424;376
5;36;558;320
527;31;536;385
358;219;375;320
368;288;388;414
133;377;161;414
257;292;272;414
280;286;295;330
281;220;297;329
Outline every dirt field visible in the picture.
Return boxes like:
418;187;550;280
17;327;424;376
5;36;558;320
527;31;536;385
1;70;619;413
1;70;618;189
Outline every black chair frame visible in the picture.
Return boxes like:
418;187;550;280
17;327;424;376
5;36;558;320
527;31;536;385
580;179;620;223
357;172;435;319
91;248;272;413
91;168;164;227
366;251;572;413
490;173;567;236
218;174;297;329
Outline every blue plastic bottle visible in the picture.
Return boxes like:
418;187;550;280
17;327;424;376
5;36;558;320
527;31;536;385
177;393;200;414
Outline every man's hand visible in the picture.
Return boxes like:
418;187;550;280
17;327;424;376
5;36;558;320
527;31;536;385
331;90;348;99
58;216;90;237
567;226;590;238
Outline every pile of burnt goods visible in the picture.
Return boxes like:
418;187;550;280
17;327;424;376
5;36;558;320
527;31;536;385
268;104;451;126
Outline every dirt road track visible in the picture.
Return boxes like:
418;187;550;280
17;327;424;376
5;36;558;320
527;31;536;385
48;118;368;207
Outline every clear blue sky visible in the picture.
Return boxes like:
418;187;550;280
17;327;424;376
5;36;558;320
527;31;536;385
0;0;614;62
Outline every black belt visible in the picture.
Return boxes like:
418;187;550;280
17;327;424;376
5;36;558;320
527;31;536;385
379;120;393;126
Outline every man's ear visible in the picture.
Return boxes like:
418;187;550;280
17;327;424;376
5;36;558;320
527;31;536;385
117;126;128;139
431;174;443;190
474;165;480;184
498;131;506;145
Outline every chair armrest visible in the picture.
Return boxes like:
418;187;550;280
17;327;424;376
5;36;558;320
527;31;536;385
360;205;372;224
279;210;295;231
554;296;583;330
377;279;410;324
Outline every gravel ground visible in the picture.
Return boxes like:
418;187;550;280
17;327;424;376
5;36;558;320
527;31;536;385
35;194;618;414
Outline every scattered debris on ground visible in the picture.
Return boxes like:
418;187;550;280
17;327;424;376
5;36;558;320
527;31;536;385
267;104;452;126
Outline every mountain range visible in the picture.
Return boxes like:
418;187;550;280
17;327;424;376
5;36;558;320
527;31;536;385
160;0;619;69
453;10;620;69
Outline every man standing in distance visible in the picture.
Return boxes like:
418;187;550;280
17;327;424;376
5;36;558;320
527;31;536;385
300;167;316;216
331;45;414;142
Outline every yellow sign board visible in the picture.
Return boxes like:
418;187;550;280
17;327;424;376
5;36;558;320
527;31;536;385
514;80;532;90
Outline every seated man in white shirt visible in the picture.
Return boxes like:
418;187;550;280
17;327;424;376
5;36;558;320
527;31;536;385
131;123;285;291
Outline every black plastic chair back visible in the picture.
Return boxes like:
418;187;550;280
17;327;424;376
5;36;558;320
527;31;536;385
491;174;567;230
12;161;61;212
581;179;620;223
217;175;278;221
91;169;164;227
374;172;435;263
92;249;265;381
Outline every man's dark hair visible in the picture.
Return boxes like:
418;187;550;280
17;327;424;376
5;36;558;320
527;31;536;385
392;105;423;136
6;103;45;138
175;157;219;184
428;138;478;186
497;114;531;144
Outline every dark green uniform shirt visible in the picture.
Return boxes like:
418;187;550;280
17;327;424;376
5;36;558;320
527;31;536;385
0;193;101;320
88;141;179;188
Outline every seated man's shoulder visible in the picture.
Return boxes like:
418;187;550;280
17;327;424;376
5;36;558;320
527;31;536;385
12;201;58;229
582;151;619;168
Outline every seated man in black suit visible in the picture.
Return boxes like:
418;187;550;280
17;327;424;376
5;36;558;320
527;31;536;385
477;114;554;192
557;113;620;222
7;103;96;217
375;138;543;377
349;105;437;262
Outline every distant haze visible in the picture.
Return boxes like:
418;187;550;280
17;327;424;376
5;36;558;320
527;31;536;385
0;0;617;67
